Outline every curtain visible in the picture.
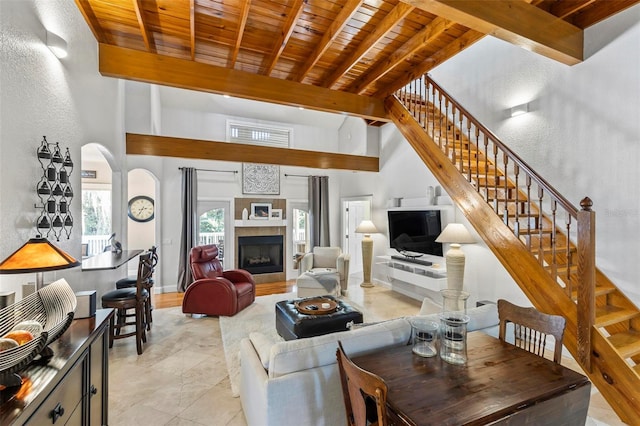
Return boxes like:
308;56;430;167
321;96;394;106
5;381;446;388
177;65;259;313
308;175;330;249
177;168;198;292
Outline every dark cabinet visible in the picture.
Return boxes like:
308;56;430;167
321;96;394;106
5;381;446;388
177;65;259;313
1;309;113;426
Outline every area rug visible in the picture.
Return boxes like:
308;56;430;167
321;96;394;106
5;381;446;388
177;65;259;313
219;292;364;397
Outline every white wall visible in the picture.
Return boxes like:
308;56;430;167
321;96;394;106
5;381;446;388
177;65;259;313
0;0;125;301
429;5;640;305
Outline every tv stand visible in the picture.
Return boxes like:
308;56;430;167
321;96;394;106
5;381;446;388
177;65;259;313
391;255;433;267
377;255;447;300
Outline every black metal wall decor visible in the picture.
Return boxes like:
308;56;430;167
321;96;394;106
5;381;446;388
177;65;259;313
36;136;73;241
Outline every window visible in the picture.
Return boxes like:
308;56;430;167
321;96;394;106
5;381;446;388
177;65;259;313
199;207;226;262
82;189;112;255
227;120;292;148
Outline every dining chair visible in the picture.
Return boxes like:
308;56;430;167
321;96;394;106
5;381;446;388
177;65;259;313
497;299;566;364
101;251;154;355
336;341;388;426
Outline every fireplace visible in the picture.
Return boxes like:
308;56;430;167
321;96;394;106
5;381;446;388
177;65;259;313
238;235;284;275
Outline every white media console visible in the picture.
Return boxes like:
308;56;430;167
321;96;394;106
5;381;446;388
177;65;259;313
376;254;447;300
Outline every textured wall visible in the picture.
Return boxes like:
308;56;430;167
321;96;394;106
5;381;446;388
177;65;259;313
0;0;122;300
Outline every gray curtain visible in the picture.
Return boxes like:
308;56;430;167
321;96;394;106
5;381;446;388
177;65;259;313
177;168;198;292
308;175;330;248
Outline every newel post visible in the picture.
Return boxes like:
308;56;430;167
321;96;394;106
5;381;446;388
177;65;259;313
577;197;595;372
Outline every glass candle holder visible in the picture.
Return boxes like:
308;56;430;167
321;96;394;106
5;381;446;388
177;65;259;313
439;312;469;365
410;318;439;358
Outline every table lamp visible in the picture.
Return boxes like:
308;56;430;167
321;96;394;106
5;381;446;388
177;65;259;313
0;236;80;291
355;220;378;288
435;223;475;291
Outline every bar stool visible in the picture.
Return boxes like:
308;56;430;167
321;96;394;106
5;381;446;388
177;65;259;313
115;246;157;330
101;251;153;355
116;246;157;288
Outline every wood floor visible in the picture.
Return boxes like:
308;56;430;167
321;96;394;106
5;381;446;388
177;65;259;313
154;281;295;309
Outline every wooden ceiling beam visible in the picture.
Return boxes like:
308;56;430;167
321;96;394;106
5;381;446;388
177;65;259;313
349;16;455;95
294;0;364;82
133;0;156;53
322;2;415;89
189;0;196;60
126;133;380;172
73;0;110;44
401;0;584;65
263;0;305;76
99;44;389;121
539;0;596;20
229;0;252;68
376;28;484;98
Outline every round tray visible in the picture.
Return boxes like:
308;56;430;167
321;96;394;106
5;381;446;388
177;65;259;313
295;297;338;315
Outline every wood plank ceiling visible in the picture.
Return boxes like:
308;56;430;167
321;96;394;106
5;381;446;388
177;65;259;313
74;0;639;123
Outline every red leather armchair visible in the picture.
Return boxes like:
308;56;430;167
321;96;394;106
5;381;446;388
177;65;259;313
182;244;256;316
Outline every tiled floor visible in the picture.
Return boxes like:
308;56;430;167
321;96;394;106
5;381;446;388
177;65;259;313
107;279;625;425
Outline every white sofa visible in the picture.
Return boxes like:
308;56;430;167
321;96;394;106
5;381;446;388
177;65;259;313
239;303;499;426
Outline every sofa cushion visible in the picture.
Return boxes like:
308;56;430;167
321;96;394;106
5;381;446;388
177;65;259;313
312;247;341;268
414;303;499;332
268;317;411;378
249;332;276;370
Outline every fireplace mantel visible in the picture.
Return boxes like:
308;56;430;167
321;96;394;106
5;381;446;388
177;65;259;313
235;219;287;227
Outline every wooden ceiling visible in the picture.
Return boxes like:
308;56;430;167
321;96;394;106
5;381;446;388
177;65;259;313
75;0;638;122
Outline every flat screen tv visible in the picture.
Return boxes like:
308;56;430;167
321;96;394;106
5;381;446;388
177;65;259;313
387;210;443;257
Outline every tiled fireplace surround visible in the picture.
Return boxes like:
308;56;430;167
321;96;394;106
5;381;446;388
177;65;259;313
234;197;287;284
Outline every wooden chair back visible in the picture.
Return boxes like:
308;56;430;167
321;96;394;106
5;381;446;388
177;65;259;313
336;341;388;426
136;251;154;299
498;299;566;364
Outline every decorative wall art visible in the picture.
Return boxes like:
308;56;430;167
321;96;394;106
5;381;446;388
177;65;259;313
243;163;280;195
36;136;74;241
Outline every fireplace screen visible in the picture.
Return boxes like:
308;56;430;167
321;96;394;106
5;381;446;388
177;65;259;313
238;235;284;274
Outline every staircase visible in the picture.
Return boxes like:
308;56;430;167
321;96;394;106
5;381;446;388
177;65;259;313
386;75;640;424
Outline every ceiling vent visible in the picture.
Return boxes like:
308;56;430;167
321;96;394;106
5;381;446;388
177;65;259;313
227;121;292;148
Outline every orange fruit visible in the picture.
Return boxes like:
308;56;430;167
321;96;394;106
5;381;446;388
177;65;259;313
3;329;34;346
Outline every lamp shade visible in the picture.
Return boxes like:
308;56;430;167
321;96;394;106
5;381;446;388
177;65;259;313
0;237;79;274
435;223;475;244
355;220;378;235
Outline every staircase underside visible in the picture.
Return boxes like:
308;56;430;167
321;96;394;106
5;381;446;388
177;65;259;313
386;94;640;423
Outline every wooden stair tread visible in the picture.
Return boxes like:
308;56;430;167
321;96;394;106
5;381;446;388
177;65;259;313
570;286;616;300
595;305;639;327
517;228;554;235
608;330;640;358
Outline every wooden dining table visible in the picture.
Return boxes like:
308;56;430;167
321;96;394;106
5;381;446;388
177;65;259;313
352;331;591;425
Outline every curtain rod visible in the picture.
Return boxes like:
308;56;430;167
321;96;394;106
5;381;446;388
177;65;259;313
179;167;238;174
285;173;310;178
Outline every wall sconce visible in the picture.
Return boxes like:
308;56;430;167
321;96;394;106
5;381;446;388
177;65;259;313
510;102;529;117
46;30;67;59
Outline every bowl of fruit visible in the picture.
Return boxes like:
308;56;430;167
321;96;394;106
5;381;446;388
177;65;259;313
0;279;76;389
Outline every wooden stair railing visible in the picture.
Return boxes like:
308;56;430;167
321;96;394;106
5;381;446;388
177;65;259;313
386;74;640;423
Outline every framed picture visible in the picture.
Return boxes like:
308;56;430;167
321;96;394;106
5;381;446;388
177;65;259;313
271;209;282;220
251;203;272;219
243;163;280;195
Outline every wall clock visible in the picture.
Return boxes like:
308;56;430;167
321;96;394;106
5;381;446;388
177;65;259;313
128;195;155;222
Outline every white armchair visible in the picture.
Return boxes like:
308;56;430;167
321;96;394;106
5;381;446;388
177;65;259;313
299;246;350;294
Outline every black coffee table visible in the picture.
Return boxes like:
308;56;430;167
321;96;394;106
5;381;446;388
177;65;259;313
275;296;363;340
